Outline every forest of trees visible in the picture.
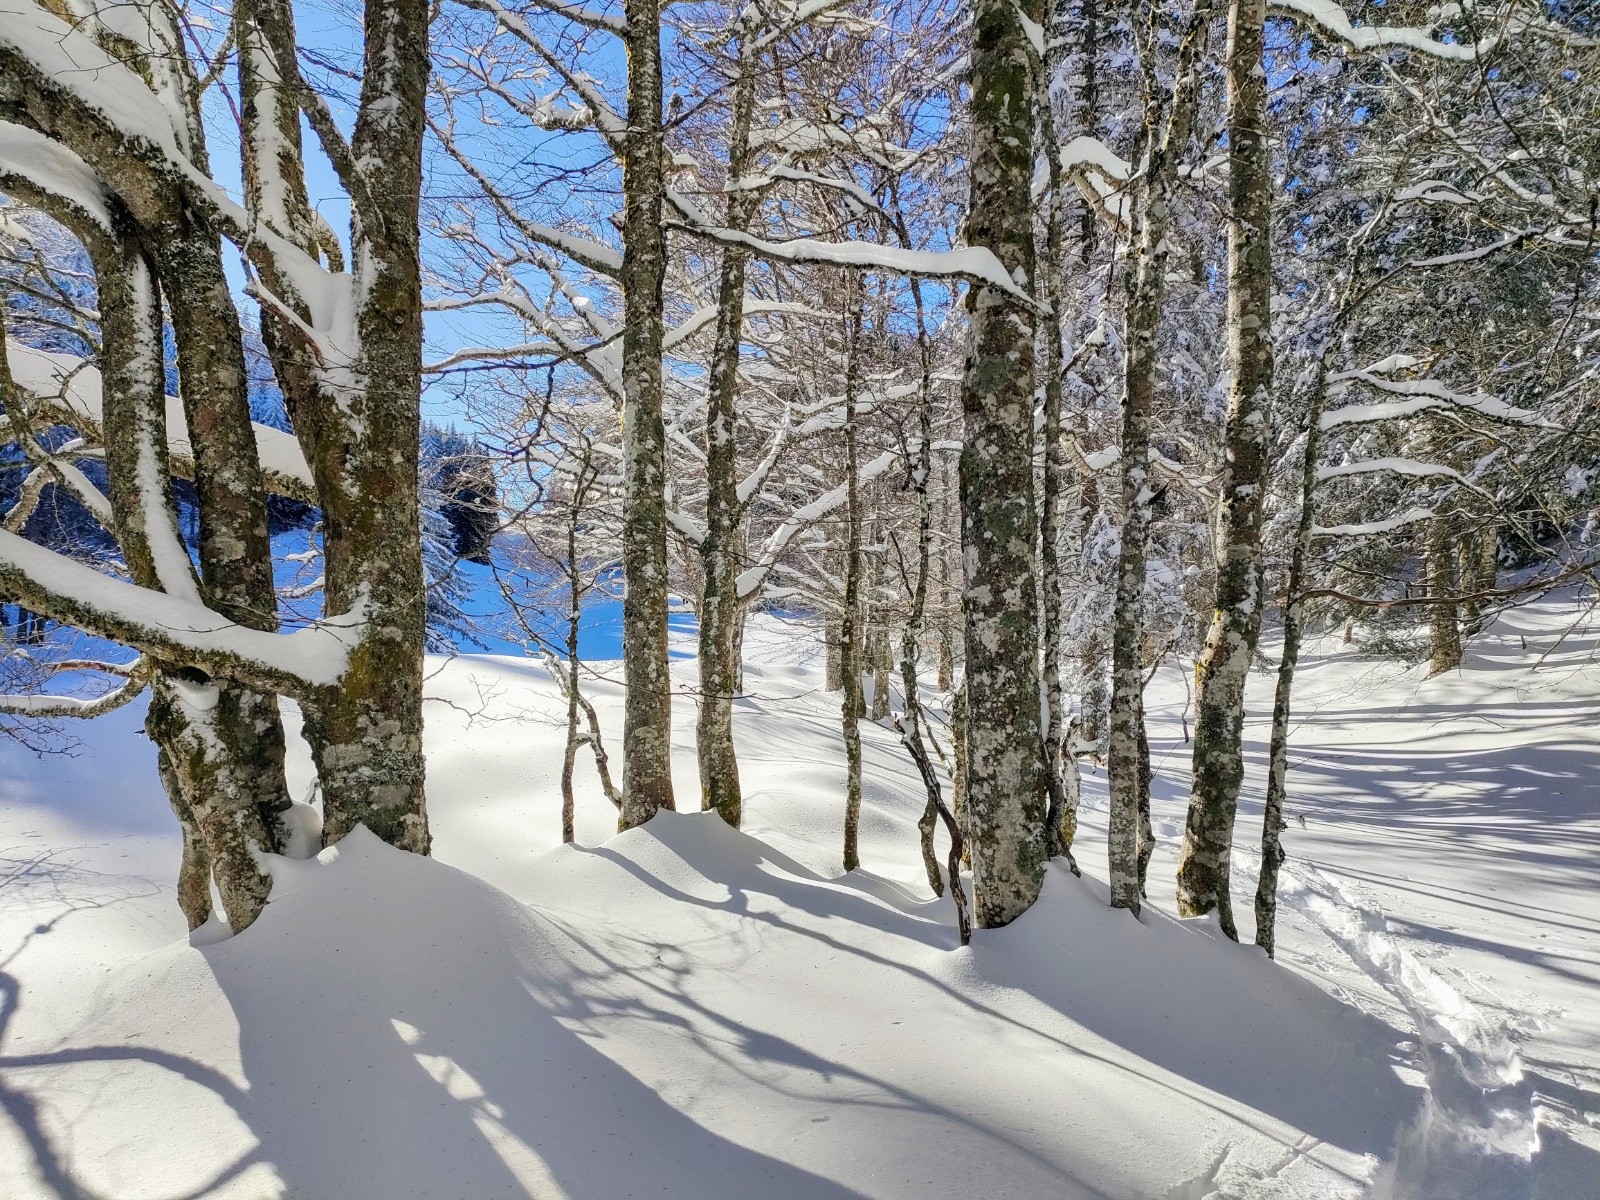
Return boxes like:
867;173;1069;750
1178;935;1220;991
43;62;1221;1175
0;0;1595;950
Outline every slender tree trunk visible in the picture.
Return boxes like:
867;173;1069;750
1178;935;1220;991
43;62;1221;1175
696;33;760;827
896;280;967;941
825;616;843;690
1254;345;1333;956
562;501;583;843
1109;0;1214;915
870;626;892;721
1176;0;1273;939
840;291;866;872
1078;478;1108;744
960;0;1048;928
1135;715;1154;896
951;683;970;866
1036;17;1070;832
1427;517;1462;675
936;463;957;693
618;0;676;828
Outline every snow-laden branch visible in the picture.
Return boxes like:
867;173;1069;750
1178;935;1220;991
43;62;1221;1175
1269;0;1500;61
1311;507;1435;537
0;529;367;693
7;341;317;501
0;659;149;719
0;122;116;233
668;222;1030;301
1322;363;1555;429
736;447;899;600
1317;456;1466;482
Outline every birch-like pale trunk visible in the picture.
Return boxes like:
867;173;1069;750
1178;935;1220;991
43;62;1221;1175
1108;0;1214;915
840;291;866;872
618;0;676;828
695;31;760;827
1176;0;1274;938
960;0;1048;928
894;280;970;945
1253;344;1333;956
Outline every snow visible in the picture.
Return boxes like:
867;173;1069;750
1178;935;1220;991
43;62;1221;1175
5;340;316;497
1269;0;1498;62
676;226;1026;300
2;598;1599;1197
0;530;366;687
0;122;115;231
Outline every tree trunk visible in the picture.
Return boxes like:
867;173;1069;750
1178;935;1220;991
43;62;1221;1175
896;279;967;939
618;0;677;828
1035;14;1070;837
155;739;212;931
1254;344;1333;957
1135;714;1154;896
1427;517;1462;675
696;33;760;828
960;0;1048;928
870;625;892;721
825;616;843;690
239;0;432;854
936;460;957;694
1109;0;1214;916
840;290;866;872
1176;0;1273;940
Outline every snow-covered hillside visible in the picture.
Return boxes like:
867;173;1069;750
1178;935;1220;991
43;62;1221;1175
1;597;1597;1199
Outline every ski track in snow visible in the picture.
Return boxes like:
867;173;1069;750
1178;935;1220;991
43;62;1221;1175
1276;859;1538;1200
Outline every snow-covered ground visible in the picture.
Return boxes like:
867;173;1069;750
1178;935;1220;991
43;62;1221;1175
1;596;1597;1198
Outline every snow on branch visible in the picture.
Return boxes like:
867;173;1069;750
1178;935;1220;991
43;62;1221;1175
668;222;1031;301
0;122;116;233
1322;360;1555;429
7;341;317;502
1317;456;1465;483
0;530;367;693
0;659;149;719
1268;0;1499;61
1311;507;1435;537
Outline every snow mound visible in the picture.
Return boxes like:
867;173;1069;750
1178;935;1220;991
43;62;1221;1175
2;816;1419;1199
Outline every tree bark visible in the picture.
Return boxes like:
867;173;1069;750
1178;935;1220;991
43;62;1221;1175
237;0;433;853
1035;15;1070;838
960;0;1048;928
1176;0;1273;939
1427;517;1462;675
1254;344;1333;957
840;289;866;872
618;0;677;828
1109;0;1214;915
93;236;285;932
695;31;760;828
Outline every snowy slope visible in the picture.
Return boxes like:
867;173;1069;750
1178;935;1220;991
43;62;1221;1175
1;597;1597;1198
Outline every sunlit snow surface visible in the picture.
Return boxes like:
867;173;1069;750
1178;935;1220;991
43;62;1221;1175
1;597;1597;1198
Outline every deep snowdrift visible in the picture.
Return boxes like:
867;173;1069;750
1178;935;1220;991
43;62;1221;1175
4;819;1406;1199
2;596;1598;1198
